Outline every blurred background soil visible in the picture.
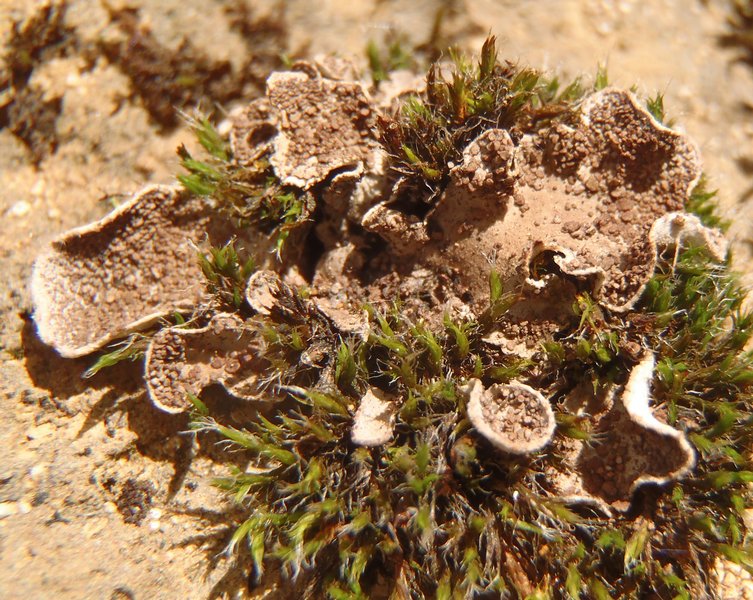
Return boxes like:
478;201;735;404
1;1;752;598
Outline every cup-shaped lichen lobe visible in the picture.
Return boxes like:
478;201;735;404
550;355;696;511
266;67;377;189
436;88;698;313
577;401;690;505
146;313;267;413
354;87;705;373
466;379;556;454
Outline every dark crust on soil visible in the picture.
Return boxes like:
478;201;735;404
99;3;288;129
0;0;77;162
0;0;290;162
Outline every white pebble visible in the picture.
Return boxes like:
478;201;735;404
31;179;45;196
0;502;18;519
8;201;31;217
29;464;46;479
217;118;233;136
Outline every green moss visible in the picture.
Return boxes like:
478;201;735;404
198;237;753;598
197;240;255;309
366;34;416;85
377;36;603;203
645;91;667;124
177;115;310;256
685;177;731;232
82;332;150;378
82;313;186;378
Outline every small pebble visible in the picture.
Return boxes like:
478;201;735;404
8;200;31;217
29;464;46;479
31;179;45;196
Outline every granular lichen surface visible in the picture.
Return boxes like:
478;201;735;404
29;41;753;599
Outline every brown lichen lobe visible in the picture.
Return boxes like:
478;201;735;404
547;354;696;512
27;51;753;598
31;186;222;358
465;379;556;454
145;313;265;413
31;64;720;462
351;387;398;447
264;66;376;189
361;88;706;351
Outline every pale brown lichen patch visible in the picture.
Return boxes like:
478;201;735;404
446;128;517;197
317;148;390;248
245;270;283;317
351;387;397;447
465;379;555;454
361;202;429;256
229;98;276;166
309;244;369;338
244;269;317;324
244;268;362;348
372;69;426;111
650;211;729;261
362;88;707;350
547;354;695;512
31;186;219;358
230;62;380;195
549;89;701;308
145;313;267;413
266;65;376;189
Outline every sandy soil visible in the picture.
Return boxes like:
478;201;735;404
1;1;752;598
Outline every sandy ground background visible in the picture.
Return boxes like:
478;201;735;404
1;0;753;598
